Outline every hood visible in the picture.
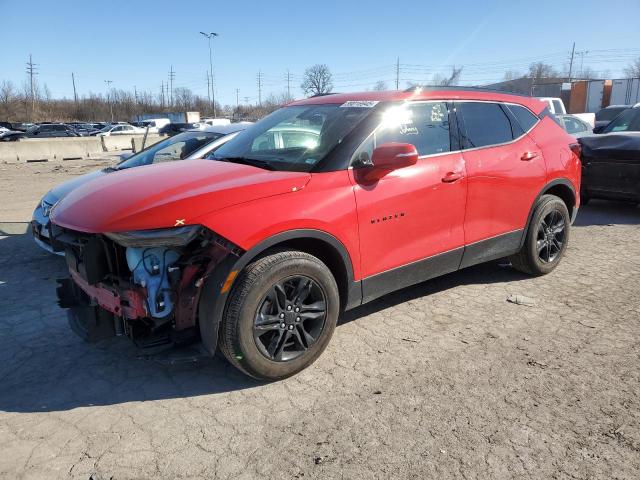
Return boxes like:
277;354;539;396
50;159;311;233
47;169;109;202
579;133;640;162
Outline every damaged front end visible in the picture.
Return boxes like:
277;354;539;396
51;224;243;352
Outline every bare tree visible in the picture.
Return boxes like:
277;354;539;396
502;70;521;81
300;64;333;96
432;66;463;86
624;57;640;77
372;80;387;91
527;62;558;81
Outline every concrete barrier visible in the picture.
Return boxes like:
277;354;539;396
132;134;165;153
101;135;139;152
0;137;104;163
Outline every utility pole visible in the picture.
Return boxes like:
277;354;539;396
396;57;400;90
236;88;240;110
104;80;113;122
200;32;219;116
257;70;262;106
168;66;175;108
161;81;165;109
286;69;291;99
568;42;576;82
577;50;589;78
244;96;250;105
134;85;138;105
26;54;38;121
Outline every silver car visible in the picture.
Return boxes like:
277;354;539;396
32;122;252;254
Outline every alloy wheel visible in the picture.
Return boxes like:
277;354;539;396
253;275;327;362
536;209;566;263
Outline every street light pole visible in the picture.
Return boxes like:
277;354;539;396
104;80;113;123
200;31;219;117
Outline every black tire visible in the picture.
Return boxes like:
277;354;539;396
219;250;339;380
510;195;570;276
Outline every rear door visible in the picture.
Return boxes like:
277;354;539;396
349;101;467;300
456;101;546;266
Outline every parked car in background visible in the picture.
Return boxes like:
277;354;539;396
0;127;25;141
96;124;145;136
31;122;252;254
49;89;580;380
579;105;640;205
537;97;595;128
594;105;632;132
555;114;592;138
0;121;14;130
26;123;80;138
158;122;201;136
68;123;100;136
140;118;171;133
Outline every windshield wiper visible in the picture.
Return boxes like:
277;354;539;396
217;156;276;170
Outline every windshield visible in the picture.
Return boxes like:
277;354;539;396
602;108;640;133
211;104;372;171
596;107;629;122
117;130;224;169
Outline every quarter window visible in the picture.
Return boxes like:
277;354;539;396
507;104;539;132
459;102;514;149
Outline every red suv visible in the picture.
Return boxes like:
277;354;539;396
51;88;581;380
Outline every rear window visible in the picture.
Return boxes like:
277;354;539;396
507;104;539;132
596;107;628;122
459;102;513;149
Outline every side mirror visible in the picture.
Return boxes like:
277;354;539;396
592;125;604;134
356;143;418;182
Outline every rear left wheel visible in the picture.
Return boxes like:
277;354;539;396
218;250;339;380
510;194;570;276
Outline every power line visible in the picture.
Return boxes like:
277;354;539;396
168;66;175;107
26;54;38;120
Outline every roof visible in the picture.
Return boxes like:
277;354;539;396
289;88;546;114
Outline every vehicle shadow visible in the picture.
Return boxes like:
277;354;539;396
573;199;639;227
0;229;534;414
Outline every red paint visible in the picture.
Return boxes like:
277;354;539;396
52;90;579;286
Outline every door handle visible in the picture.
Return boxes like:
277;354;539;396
442;171;463;183
521;151;539;161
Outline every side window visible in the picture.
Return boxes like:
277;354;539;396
564;117;586;134
552;100;564;114
354;102;451;163
459;102;513;149
507;104;539;132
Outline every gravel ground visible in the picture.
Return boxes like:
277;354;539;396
0;157;119;222
0;160;639;479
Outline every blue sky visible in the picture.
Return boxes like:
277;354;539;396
1;0;639;106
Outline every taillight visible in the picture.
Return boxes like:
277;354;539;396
569;143;581;158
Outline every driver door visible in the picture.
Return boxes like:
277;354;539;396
349;101;467;302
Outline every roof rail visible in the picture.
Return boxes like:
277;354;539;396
404;85;532;97
309;92;340;98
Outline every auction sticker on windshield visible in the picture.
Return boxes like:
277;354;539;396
340;101;379;108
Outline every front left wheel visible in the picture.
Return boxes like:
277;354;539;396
218;250;340;380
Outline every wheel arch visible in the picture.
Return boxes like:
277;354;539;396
519;178;576;249
199;229;361;355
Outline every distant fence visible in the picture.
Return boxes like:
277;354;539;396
0;134;165;164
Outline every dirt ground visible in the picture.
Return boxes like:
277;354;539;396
0;159;639;479
0;157;119;222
